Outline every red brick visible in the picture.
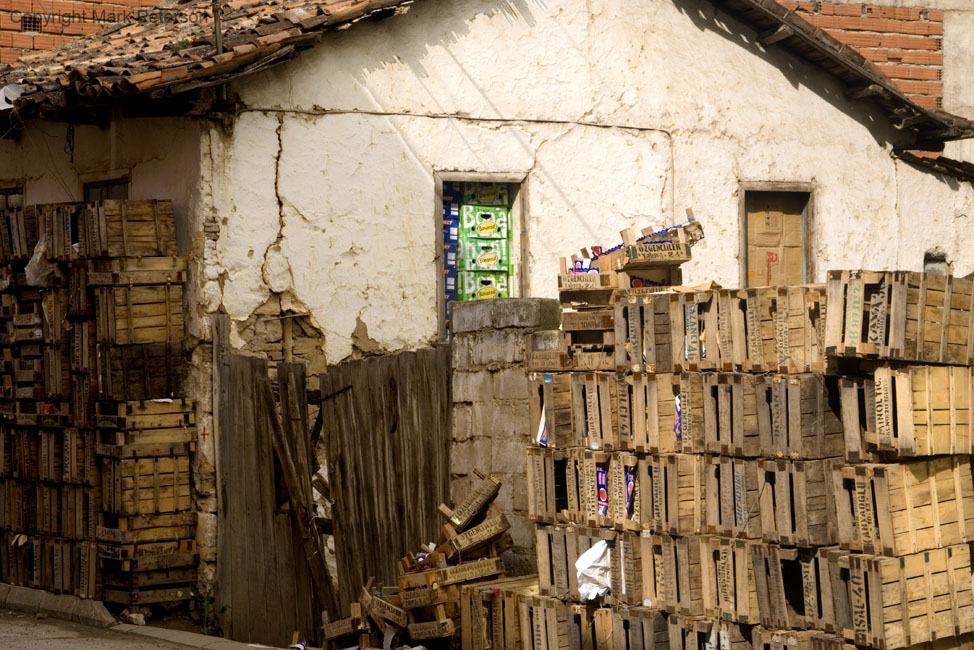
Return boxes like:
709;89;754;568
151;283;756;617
9;31;29;47
834;4;866;17
0;31;9;46
832;31;883;47
806;16;942;35
0;0;11;10
927;9;943;22
889;50;944;65
892;79;942;95
816;2;836;15
879;34;940;50
857;47;888;62
778;0;798;8
865;6;922;21
8;0;28;10
877;64;941;81
0;46;22;62
31;32;54;47
906;94;939;109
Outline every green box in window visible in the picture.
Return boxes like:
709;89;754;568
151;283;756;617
462;182;509;207
458;271;511;300
460;238;511;272
460;205;510;240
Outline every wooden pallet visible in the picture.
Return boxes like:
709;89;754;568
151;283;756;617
81;200;177;258
834;456;974;556
101;454;191;515
95;284;184;345
842;544;974;649
758;458;838;547
704;456;761;539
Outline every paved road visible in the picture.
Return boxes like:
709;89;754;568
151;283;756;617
0;610;185;649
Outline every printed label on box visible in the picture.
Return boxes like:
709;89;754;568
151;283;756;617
460;205;510;240
458;272;510;300
462;182;509;206
460;238;511;271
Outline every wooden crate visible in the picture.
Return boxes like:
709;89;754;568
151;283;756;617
527;446;562;524
825;270;974;366
95;398;194;431
81;200;177;258
95;284;184;345
535;525;579;601
530;372;574;449
562;309;615;353
773;285;827;374
42;344;70;399
37;428;97;485
687;289;727;372
610;531;660;607
704;456;761;539
713;537;760;624
621;372;683;454
766;374;844;459
842;544;974;649
579;606;668;650
609;451;641;531
37;202;81;261
754;628;818;650
660;534;716;617
34;483;98;540
717;289;750;371
653;454;706;535
667;614;751;650
86;256;188;286
758;458;838;547
536;526;646;604
570;372;620;450
745;287;778;372
29;537;98;599
521;596;573;650
834;456;974;556
101;455;191;515
557;268;619;308
614;292;679;374
459;575;539;650
873;364;972;457
750;544;814;630
97;511;196;544
2;205;40;261
703;374;769;458
96;342;186;401
678;372;712;455
102;581;193;604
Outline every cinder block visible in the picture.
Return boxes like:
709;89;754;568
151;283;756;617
452;403;474;442
451;370;492;403
451;437;491;477
451;298;561;333
490;437;528;475
471;400;529;438
492;368;529;399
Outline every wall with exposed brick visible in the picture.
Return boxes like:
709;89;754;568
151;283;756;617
0;0;160;64
778;1;946;108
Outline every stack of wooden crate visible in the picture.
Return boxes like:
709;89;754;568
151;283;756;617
518;244;974;650
0;199;194;606
323;473;514;646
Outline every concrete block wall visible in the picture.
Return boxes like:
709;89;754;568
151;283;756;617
449;298;560;575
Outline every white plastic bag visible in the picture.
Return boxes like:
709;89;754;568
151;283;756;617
575;540;611;601
25;234;56;287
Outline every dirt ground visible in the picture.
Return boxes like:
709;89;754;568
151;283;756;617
0;609;184;649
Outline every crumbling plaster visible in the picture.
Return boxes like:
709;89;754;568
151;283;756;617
197;0;974;364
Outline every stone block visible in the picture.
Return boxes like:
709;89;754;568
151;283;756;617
451;298;561;333
506;513;536;549
452;403;475;442
451;370;492;403
502;545;537;577
492;368;530;399
529;329;562;351
490;437;528;476
6;585;42;614
471;400;529;438
197;511;218;563
451;437;491;477
493;480;514;512
453;329;526;368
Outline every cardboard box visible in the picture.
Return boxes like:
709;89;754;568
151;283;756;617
460;238;511;272
462;182;509;207
444;266;457;293
443;219;459;244
444;242;458;270
443;181;461;202
443;200;460;220
460;205;510;240
458;272;511;300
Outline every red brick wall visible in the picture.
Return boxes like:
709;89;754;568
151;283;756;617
0;0;160;64
778;1;944;108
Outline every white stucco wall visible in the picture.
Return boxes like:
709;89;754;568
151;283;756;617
192;0;974;363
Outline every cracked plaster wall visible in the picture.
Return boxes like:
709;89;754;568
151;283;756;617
200;0;974;364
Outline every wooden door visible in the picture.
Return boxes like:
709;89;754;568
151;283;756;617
744;191;808;288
